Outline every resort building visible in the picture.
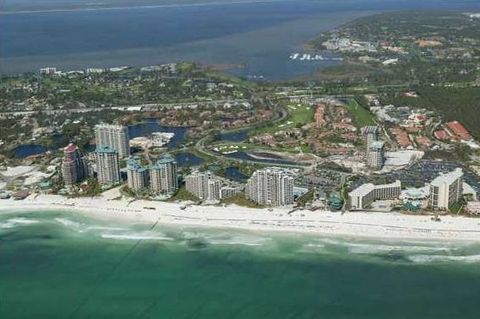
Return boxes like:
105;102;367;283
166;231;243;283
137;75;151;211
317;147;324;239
126;157;149;191
95;124;130;158
429;168;463;210
185;170;222;201
61;143;89;186
39;67;57;75
184;170;239;201
245;167;295;207
207;179;222;201
349;180;402;210
95;146;121;185
150;154;178;194
366;140;385;170
362;126;379;150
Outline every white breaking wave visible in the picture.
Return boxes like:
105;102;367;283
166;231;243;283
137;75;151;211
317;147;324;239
315;238;453;255
208;237;269;246
408;254;480;264
54;218;83;229
0;217;40;229
101;233;174;241
347;243;452;255
86;226;127;231
182;230;270;246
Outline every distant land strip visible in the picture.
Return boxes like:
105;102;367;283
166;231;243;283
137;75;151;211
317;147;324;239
0;0;288;15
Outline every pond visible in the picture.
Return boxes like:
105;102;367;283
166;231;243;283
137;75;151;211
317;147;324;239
13;144;49;158
128;120;187;149
225;166;249;181
219;130;249;142
175;152;204;167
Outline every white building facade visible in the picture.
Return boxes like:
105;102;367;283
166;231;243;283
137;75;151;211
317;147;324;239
95;146;121;185
349;180;401;210
429;168;463;210
95;124;130;158
246;168;295;206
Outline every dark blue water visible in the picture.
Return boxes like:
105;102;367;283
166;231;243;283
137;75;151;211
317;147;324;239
225;166;249;181
175;152;205;167
220;130;249;142
128;120;187;149
13;144;48;158
3;0;479;79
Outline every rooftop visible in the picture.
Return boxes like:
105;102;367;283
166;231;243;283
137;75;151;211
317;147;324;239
430;168;463;187
362;126;379;134
127;156;147;172
95;146;117;154
370;141;385;150
64;143;78;153
350;180;401;197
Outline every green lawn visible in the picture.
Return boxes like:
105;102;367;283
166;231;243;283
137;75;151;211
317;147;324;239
251;103;314;135
220;193;264;208
345;99;375;127
167;186;200;202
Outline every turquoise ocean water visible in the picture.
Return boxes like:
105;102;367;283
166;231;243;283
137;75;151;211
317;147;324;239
1;210;480;318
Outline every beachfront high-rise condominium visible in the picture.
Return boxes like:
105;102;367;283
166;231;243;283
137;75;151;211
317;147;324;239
366;140;385;170
150;154;178;194
429;168;463;210
61;143;89;186
95;146;121;185
95;124;130;158
185;170;223;201
126;157;149;191
349;180;401;210
246;167;295;207
207;179;222;201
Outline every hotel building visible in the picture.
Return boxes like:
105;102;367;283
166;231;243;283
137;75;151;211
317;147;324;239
349;180;402;210
126;157;149;191
366;141;385;170
245;167;295;206
95;146;121;185
362;126;379;150
62;143;88;186
185;170;229;201
150;154;178;194
95;124;130;158
429;168;463;210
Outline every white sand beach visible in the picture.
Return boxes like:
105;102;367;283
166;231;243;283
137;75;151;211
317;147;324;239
2;193;480;241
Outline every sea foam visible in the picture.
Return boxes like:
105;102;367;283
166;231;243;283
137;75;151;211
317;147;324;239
0;217;40;229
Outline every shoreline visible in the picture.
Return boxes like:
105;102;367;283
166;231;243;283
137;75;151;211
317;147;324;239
2;194;480;242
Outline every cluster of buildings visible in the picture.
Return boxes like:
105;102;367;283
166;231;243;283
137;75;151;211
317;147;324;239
61;124;129;188
126;155;178;194
183;167;296;207
61;123;181;195
322;37;377;53
434;121;473;142
185;170;240;202
349;168;465;211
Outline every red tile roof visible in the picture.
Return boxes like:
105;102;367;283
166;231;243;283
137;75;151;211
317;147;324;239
64;143;77;153
446;121;471;141
434;130;448;140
